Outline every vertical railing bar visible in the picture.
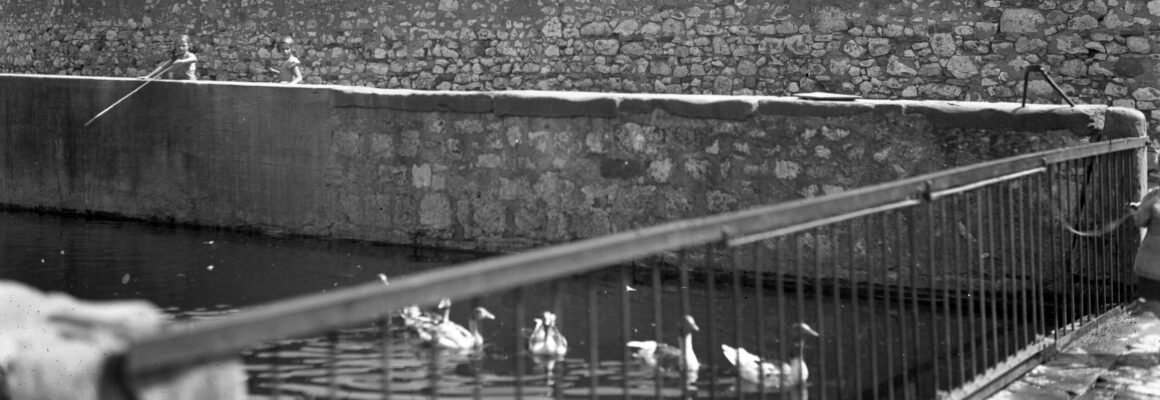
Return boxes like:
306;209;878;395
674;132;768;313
776;236;789;392
880;212;895;400
908;206;921;400
1101;153;1110;313
652;260;665;399
1053;162;1066;339
987;184;1001;365
1071;158;1081;329
834;222;848;400
679;250;694;399
815;225;829;400
1118;148;1127;299
271;342;283;400
1034;167;1046;339
1001;181;1013;360
793;231;810;400
1123;150;1132;303
707;245;720;400
1010;178;1021;357
515;290;527;400
1061;159;1071;336
1080;157;1091;327
428;331;440;400
1093;154;1104;315
851;218;865;396
329;331;339;400
974;187;988;373
1113;152;1123;306
869;214;882;400
1097;153;1105;319
752;244;768;400
1019;176;1031;346
939;196;951;392
732;245;745;400
380;317;392;400
469;297;484;400
1090;154;1100;318
895;211;910;400
551;279;565;399
1119;151;1130;304
965;188;974;377
1089;154;1099;320
591;271;602;400
952;193;966;388
618;266;630;400
1030;173;1039;343
1105;151;1112;309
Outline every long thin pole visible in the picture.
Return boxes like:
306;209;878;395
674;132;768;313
83;62;176;127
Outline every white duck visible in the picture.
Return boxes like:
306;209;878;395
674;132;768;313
528;311;568;383
398;298;451;330
412;302;495;354
626;315;701;388
721;322;819;391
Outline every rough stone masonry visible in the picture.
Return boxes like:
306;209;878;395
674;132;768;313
2;0;1160;139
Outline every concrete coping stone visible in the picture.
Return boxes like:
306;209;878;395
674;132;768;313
2;73;1128;135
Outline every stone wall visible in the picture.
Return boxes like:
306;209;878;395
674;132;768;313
2;0;1159;139
0;74;1143;253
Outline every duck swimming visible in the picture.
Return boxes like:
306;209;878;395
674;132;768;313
626;315;701;388
721;322;819;392
398;298;451;332
414;305;495;354
528;311;568;383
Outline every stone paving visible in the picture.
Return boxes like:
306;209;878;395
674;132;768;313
989;301;1160;400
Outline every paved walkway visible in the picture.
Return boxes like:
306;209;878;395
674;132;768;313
989;301;1160;399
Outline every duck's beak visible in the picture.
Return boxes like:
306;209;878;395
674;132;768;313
685;315;700;332
476;307;496;320
796;322;820;337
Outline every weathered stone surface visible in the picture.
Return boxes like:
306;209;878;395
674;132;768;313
4;0;1158;135
0;280;244;400
1001;9;1046;33
0;75;1142;254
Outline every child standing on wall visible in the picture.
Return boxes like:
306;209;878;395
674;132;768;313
1133;186;1160;316
140;34;198;80
266;36;302;84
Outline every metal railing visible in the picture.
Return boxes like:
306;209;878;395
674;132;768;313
123;137;1147;399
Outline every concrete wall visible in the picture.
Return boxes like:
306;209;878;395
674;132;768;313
2;0;1160;140
0;74;1143;253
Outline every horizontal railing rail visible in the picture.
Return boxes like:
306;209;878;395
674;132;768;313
124;137;1147;399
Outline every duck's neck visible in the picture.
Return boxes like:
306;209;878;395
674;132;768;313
796;337;806;378
469;318;482;346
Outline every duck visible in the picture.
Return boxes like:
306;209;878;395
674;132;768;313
528;311;568;383
397;298;451;331
720;322;819;392
414;304;496;354
626;315;701;388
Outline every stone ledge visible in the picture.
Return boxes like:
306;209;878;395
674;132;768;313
4;74;1123;135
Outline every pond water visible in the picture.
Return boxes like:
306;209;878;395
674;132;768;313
0;209;1003;399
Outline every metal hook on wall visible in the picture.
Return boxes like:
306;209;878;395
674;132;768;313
1021;64;1076;107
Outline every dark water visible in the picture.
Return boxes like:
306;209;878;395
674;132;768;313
0;209;977;399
